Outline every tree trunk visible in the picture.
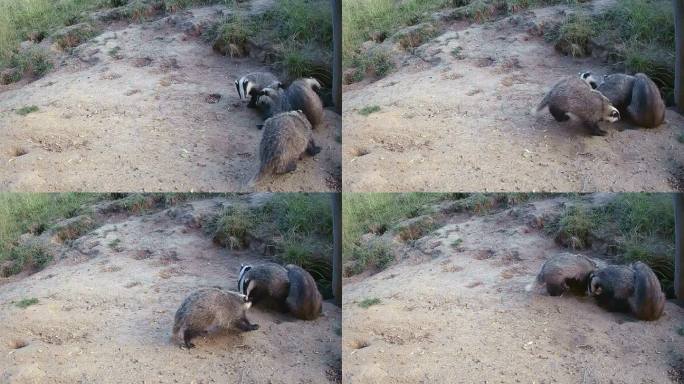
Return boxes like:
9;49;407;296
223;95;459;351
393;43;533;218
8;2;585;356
332;0;342;114
675;193;684;301
676;0;684;113
331;192;342;307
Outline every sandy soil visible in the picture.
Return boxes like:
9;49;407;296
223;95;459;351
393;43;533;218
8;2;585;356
342;196;684;383
0;4;340;192
342;2;684;192
0;197;341;383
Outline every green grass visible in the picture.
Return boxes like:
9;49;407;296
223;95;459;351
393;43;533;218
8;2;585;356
16;105;38;115
548;0;674;92
678;326;684;337
0;193;102;275
205;0;332;84
0;0;104;69
358;297;381;308
15;297;39;308
359;105;380;116
451;238;463;248
108;238;122;250
678;133;684;144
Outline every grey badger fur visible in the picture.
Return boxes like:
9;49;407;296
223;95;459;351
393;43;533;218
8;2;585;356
256;78;324;127
250;110;320;184
172;288;258;348
238;262;290;310
588;262;665;321
235;72;279;108
525;253;597;296
285;264;323;320
580;72;665;128
534;76;620;136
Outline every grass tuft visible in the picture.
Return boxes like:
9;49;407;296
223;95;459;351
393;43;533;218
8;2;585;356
15;297;39;308
16;105;38;115
358;297;381;308
359;105;381;116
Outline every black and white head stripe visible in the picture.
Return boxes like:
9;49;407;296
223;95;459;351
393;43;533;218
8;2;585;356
236;76;255;100
238;264;252;295
579;71;598;89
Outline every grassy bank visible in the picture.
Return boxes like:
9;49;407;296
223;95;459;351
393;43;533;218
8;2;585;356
0;193;103;275
343;193;523;274
343;0;575;76
208;193;335;297
206;0;332;84
0;0;237;83
548;0;674;95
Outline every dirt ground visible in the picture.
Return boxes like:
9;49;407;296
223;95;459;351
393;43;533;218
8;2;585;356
0;196;341;383
0;3;340;192
342;2;684;192
342;196;684;383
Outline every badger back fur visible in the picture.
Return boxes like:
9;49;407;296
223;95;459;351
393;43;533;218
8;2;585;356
285;264;323;320
237;262;290;310
172;288;258;348
250;110;321;184
535;76;620;136
588;262;665;320
628;262;665;321
628;73;666;128
256;78;324;127
235;72;279;108
527;253;597;296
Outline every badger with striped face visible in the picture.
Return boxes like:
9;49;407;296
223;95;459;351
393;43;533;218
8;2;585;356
234;72;280;108
237;262;290;311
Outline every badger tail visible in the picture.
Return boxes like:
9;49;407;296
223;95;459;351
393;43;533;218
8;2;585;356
532;92;551;117
525;273;543;292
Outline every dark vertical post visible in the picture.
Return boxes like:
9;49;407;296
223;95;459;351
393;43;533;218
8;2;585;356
331;192;342;307
675;193;684;301
676;0;684;113
332;0;342;114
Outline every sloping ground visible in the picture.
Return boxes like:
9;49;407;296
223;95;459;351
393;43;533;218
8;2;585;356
342;2;684;192
0;197;341;383
342;197;683;383
0;3;340;192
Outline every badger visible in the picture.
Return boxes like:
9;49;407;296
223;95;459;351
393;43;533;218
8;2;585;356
525;253;597;296
580;72;665;128
172;288;258;348
235;72;279;108
237;262;290;311
534;76;620;136
588;262;665;321
250;110;320;184
285;264;323;320
256;78;324;127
